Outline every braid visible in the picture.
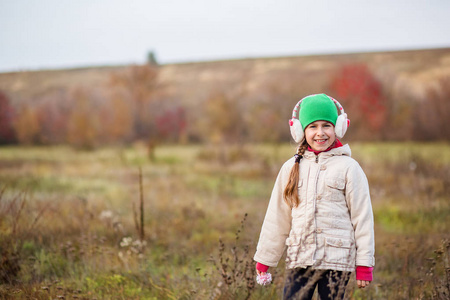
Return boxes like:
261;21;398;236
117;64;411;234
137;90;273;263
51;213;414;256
298;142;308;156
283;139;308;208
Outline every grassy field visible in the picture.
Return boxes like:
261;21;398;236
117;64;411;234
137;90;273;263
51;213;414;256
0;142;449;299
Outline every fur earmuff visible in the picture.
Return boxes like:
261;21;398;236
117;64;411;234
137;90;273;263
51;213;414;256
334;113;348;138
289;118;304;143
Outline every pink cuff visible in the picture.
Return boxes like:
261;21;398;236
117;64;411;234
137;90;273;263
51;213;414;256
356;266;373;281
256;262;269;273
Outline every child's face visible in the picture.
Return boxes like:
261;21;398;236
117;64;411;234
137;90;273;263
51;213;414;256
305;121;336;152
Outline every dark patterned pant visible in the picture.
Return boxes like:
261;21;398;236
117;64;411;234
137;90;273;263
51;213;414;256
283;267;351;300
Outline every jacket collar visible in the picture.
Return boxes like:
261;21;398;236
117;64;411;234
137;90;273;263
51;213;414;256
303;144;352;161
308;139;343;155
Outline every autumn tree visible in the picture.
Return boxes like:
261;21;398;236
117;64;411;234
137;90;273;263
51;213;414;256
109;65;159;140
66;88;100;149
330;63;387;139
109;65;161;158
155;106;187;143
245;81;297;143
0;91;16;144
147;51;158;66
35;90;71;144
101;94;134;144
202;92;244;144
14;104;40;145
414;77;450;140
246;102;282;143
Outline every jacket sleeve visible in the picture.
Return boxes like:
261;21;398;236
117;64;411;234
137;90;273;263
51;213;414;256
254;161;293;267
345;161;375;267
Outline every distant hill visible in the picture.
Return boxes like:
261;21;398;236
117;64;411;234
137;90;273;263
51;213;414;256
1;48;449;104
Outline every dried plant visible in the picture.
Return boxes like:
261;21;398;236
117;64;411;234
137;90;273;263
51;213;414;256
209;213;255;299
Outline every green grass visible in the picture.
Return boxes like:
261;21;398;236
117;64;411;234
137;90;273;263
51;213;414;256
375;204;450;233
0;142;449;299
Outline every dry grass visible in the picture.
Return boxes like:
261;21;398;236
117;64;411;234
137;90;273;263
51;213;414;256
0;142;449;299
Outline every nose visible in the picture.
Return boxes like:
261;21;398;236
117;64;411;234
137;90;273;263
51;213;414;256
316;126;325;136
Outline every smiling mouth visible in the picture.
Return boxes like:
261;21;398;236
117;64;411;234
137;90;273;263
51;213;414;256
315;139;328;143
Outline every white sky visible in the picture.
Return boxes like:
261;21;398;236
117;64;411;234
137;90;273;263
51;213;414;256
1;0;449;72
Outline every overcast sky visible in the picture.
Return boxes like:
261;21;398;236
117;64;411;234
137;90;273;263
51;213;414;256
1;0;449;72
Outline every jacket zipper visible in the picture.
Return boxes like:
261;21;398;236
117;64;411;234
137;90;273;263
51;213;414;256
312;153;320;262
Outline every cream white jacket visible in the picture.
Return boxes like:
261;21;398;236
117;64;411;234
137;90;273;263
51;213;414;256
254;144;375;272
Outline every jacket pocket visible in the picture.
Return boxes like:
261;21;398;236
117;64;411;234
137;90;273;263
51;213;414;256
325;178;345;201
285;235;301;265
323;237;353;265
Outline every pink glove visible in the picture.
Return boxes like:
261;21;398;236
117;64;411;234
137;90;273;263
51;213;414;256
256;262;269;273
356;266;373;281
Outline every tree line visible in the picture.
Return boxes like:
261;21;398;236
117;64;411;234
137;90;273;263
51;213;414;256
1;63;449;148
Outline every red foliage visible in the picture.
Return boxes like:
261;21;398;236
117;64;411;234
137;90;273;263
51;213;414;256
331;64;387;133
0;91;17;144
155;107;187;142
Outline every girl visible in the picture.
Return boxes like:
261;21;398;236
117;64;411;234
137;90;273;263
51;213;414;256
254;94;375;299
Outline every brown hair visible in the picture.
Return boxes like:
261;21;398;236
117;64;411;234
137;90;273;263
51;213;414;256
283;139;308;208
